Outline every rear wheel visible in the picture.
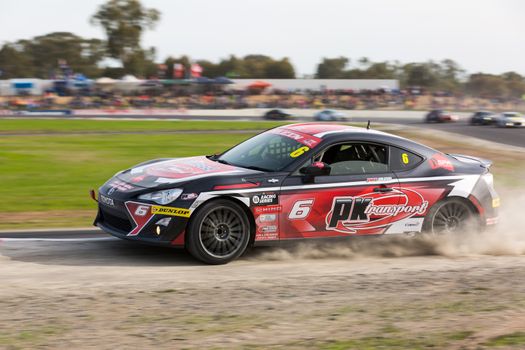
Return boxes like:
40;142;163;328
423;199;476;234
186;199;251;264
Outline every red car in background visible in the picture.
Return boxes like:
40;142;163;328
425;109;459;123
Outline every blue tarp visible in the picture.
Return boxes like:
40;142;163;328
13;82;33;89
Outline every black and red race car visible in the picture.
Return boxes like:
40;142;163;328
93;123;499;264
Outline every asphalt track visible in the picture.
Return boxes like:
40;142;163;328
5;111;524;148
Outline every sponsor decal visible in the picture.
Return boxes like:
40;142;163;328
260;225;277;233
130;175;147;183
325;188;429;234
137;156;239;180
108;180;134;192
252;193;279;206
181;193;198;200
258;214;277;222
366;177;393;183
269;128;321;148
268;178;279;183
429;153;455;172
254;205;282;214
151;206;191;218
99;194;114;207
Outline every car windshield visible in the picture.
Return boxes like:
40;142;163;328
217;129;320;172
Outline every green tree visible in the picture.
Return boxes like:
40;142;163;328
218;55;244;78
315;57;349;78
0;32;104;79
24;32;105;78
466;73;508;98
123;47;157;78
0;43;35;78
402;63;439;88
344;61;396;79
91;0;160;65
264;58;295;78
501;71;525;98
241;55;272;77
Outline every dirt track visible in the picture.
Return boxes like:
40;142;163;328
1;190;525;350
1;230;525;349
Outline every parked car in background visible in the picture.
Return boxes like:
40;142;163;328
264;109;291;120
494;112;525;128
425;109;459;123
314;109;348;122
470;111;496;125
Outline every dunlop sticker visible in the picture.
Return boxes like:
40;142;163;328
151;206;191;218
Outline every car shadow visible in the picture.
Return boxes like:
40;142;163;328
0;239;200;267
0;238;280;267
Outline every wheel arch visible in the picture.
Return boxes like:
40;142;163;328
429;195;481;216
423;195;482;232
187;195;256;247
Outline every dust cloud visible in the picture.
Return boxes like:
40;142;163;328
249;188;525;261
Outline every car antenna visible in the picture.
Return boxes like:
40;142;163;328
366;120;371;130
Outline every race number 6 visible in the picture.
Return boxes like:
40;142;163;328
288;199;314;219
135;205;150;216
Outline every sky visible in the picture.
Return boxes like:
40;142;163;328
0;0;523;76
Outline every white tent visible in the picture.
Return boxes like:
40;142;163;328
95;77;117;85
116;75;144;92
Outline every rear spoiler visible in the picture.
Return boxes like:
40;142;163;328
448;154;492;168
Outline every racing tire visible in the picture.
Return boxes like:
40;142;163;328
423;198;476;235
186;199;251;264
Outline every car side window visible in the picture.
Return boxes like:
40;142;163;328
320;143;389;175
389;146;423;171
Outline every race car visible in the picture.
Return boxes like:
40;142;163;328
314;109;348;122
93;123;499;264
263;109;291;120
494;112;525;128
470;110;496;125
425;109;459;123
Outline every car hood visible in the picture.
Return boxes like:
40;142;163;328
116;156;254;189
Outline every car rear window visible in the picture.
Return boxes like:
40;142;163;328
390;147;423;171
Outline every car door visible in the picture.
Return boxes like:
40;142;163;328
278;141;401;239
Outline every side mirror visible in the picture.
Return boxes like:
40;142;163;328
300;162;331;177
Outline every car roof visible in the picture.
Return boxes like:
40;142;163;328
278;123;437;156
280;123;401;141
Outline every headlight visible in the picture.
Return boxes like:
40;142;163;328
138;189;183;205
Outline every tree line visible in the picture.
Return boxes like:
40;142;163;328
0;0;523;99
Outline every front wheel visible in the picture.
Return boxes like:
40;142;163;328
186;199;251;264
423;199;476;234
